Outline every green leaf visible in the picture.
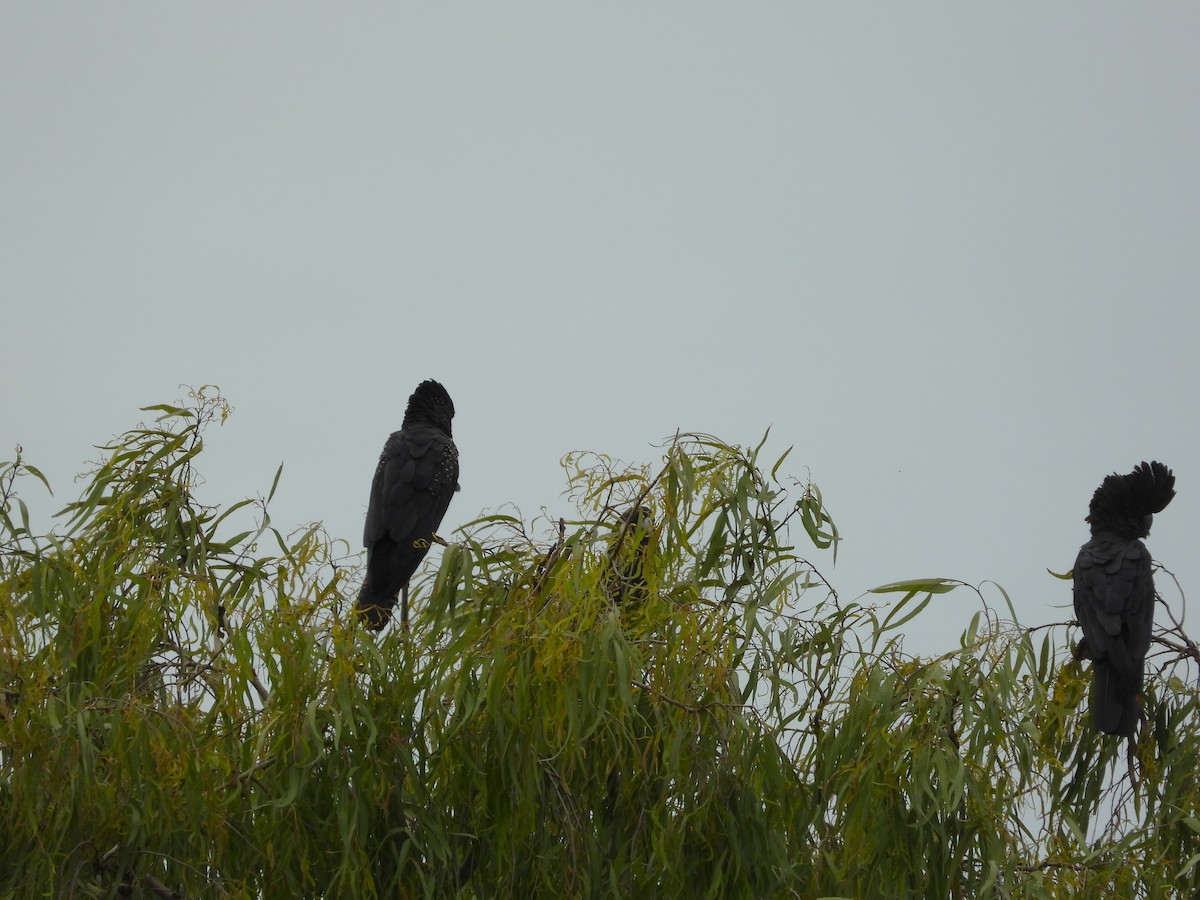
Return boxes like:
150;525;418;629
267;462;284;504
21;462;53;495
870;578;958;595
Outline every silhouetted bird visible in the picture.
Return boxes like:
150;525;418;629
357;380;459;630
1073;460;1175;736
606;506;653;605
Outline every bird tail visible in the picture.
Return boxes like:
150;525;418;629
1090;659;1142;737
355;581;397;631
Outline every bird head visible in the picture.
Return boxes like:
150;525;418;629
619;505;653;531
403;380;455;435
1085;460;1175;540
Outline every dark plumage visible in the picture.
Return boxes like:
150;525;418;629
357;380;459;630
1073;460;1175;736
606;506;653;605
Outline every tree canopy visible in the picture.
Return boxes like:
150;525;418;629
1;390;1198;898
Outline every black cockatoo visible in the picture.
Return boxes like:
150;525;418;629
356;380;459;630
605;506;654;605
1073;460;1175;736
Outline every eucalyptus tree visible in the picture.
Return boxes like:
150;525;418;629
1;392;1196;898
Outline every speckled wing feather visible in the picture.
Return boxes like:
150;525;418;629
357;384;459;632
1073;534;1154;735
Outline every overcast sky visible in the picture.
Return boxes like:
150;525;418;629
3;6;1197;653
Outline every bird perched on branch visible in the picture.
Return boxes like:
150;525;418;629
606;506;654;606
1073;460;1175;736
357;380;459;630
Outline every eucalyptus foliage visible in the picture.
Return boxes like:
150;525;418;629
1;392;1198;898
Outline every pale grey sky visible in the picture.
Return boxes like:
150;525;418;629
3;6;1197;652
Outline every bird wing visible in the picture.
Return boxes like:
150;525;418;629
1073;535;1154;673
364;426;459;551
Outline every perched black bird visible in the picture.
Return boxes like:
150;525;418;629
357;380;459;630
1073;460;1175;736
605;506;653;605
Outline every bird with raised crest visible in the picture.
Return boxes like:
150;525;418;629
1073;460;1175;736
